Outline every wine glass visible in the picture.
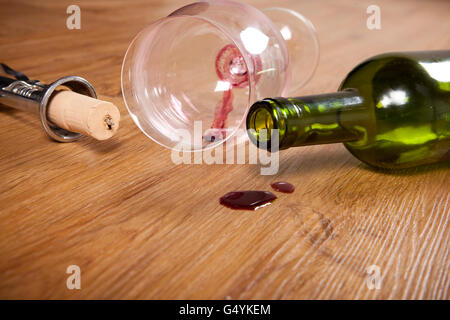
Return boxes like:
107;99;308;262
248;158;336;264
121;0;319;151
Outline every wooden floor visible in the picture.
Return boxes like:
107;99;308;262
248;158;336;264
0;0;449;299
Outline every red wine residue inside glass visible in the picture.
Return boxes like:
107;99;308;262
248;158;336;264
204;44;263;144
270;181;295;193
219;191;277;210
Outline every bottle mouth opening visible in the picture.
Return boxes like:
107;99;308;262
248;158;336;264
246;99;286;150
248;106;275;140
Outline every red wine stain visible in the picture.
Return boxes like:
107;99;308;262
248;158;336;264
271;181;295;193
204;44;263;143
215;44;251;88
219;191;277;210
203;89;234;142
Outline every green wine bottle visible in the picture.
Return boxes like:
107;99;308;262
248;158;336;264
246;50;450;169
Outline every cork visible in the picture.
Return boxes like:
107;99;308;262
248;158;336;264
47;90;120;140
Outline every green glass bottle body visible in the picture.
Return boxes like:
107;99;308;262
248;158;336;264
246;50;450;169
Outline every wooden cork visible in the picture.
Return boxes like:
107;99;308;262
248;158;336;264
47;90;120;140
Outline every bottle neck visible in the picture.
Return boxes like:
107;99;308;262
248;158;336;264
246;90;367;150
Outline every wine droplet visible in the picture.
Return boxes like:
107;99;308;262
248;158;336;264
271;181;295;193
219;191;277;210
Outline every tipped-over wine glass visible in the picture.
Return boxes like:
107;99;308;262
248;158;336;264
121;0;319;151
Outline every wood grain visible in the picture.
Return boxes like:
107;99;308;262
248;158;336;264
0;0;449;299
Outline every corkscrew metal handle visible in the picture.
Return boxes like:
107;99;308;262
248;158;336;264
0;63;97;142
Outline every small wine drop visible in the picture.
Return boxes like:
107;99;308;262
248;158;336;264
219;191;277;210
271;181;295;193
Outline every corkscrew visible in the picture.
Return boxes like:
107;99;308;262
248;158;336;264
0;63;120;142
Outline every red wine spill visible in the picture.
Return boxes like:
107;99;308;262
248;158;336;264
219;191;277;211
220;182;294;211
271;181;295;193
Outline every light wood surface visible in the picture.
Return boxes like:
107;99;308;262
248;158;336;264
0;0;449;299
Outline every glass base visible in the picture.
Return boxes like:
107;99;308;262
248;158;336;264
263;7;320;95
